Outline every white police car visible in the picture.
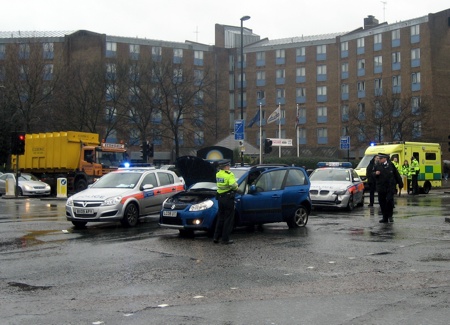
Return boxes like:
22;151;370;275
66;167;184;228
309;162;365;211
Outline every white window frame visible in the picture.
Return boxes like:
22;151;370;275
392;29;400;40
317;65;327;75
296;47;305;56
374;33;382;44
173;48;183;58
411;25;420;36
357;37;365;48
276;49;285;59
317;86;327;96
194;50;203;60
276;69;285;78
341;62;349;72
374;55;382;66
316;44;326;55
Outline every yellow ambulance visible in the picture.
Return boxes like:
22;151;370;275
355;141;442;194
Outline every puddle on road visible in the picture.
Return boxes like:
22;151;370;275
8;281;52;291
0;229;66;251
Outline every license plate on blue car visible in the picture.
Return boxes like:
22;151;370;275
163;210;177;217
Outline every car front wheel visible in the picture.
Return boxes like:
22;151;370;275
121;203;139;227
347;195;354;211
287;205;309;228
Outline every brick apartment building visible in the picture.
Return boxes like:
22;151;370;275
1;8;449;161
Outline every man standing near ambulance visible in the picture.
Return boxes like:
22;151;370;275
410;156;420;195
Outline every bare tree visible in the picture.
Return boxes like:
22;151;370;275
151;57;217;157
1;41;63;133
118;56;217;157
49;58;130;142
347;90;430;150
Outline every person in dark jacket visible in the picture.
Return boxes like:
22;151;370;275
374;153;403;223
366;155;379;207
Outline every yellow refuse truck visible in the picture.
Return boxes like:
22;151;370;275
355;141;442;194
11;131;128;193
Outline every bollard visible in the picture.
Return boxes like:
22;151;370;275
5;179;15;196
57;178;68;198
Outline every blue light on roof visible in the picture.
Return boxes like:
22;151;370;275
317;162;353;168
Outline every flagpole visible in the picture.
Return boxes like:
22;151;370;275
296;104;299;157
278;104;281;158
259;103;262;164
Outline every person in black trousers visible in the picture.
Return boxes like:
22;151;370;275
366;155;379;207
374;153;403;223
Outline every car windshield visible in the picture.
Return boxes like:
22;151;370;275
356;155;374;169
231;168;250;180
91;172;142;188
310;169;350;182
189;182;217;191
19;174;39;181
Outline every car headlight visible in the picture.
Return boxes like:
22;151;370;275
23;185;33;191
189;199;214;211
102;196;122;206
66;198;73;206
333;189;348;195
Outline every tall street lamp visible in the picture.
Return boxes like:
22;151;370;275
240;15;250;120
240;15;250;166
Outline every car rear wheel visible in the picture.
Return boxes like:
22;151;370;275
121;203;139;227
72;221;87;228
287;205;309;228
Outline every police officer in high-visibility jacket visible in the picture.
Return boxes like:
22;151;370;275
410;156;420;195
213;160;238;244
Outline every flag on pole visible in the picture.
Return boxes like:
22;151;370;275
295;105;300;128
267;106;280;124
247;110;260;128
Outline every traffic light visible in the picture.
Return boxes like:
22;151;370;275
11;131;26;155
148;143;154;158
264;138;272;154
140;141;148;162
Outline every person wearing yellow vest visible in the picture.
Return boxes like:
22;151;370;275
401;159;412;194
213;160;238;244
410;156;420;195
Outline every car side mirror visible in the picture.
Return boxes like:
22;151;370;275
353;177;361;182
248;184;257;194
142;184;154;191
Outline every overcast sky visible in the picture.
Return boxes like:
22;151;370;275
2;1;448;44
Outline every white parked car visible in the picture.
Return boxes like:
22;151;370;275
66;167;184;228
0;173;51;196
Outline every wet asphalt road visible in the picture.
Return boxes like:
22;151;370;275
0;189;450;325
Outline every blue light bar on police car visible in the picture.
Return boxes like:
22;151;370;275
317;162;353;168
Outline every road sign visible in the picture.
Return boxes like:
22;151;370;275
267;138;293;147
340;136;350;150
234;120;244;140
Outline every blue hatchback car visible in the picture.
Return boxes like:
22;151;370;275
159;156;311;236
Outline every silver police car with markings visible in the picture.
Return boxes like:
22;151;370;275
309;162;365;211
66;167;184;228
